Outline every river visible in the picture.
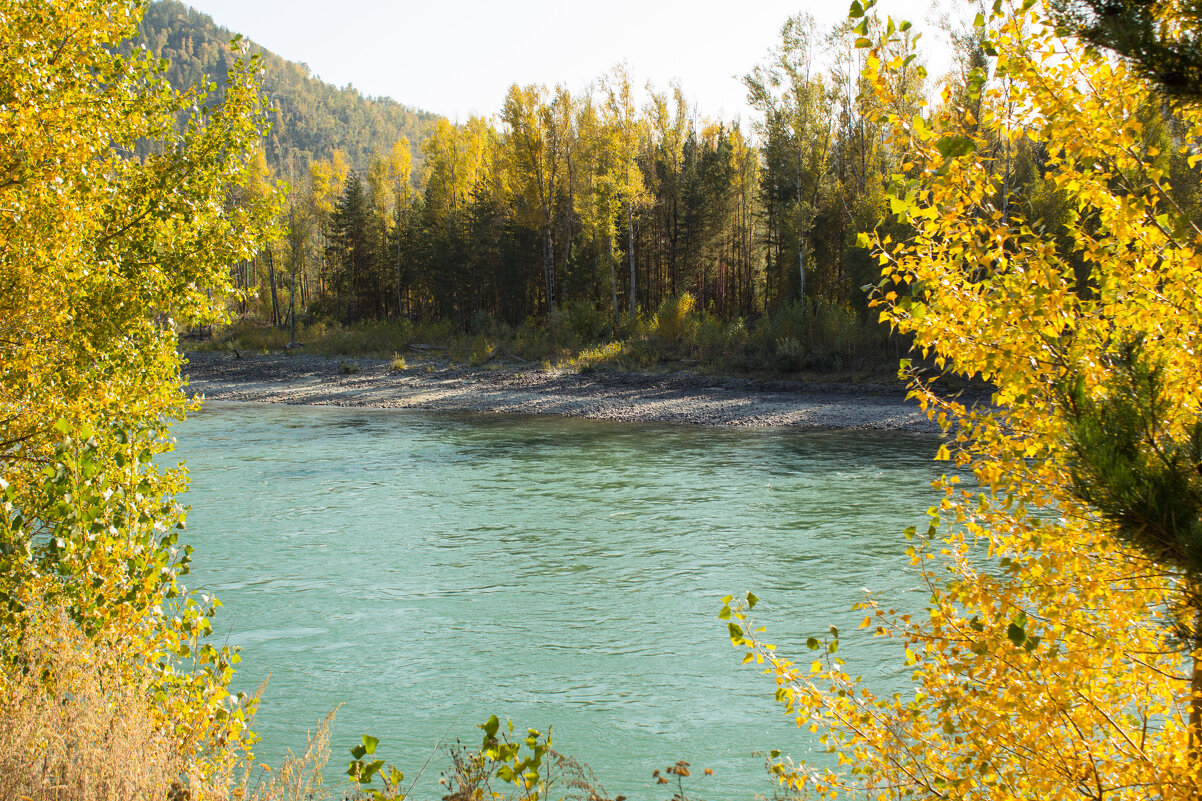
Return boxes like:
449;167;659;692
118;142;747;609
172;403;942;800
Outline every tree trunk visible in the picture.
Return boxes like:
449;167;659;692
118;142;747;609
1192;608;1202;761
608;232;619;326
403;216;408;319
627;198;636;322
267;248;280;328
543;224;556;315
289;243;300;348
799;231;807;307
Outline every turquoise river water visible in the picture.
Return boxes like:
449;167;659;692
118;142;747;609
172;403;943;800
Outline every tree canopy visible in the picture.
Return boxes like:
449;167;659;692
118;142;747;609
727;0;1202;796
1051;0;1202;102
1;0;276;788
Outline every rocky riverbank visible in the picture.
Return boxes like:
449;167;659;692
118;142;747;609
183;351;947;432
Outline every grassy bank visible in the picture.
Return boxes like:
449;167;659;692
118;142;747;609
191;294;906;381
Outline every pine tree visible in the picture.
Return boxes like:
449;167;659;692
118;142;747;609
328;174;375;325
1051;0;1202;103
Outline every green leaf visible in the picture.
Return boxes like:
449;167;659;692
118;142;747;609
855;37;873;48
973;12;985;28
935;135;977;158
728;622;744;642
848;0;865;18
718;605;731;620
351;745;367;760
1007;623;1026;646
806;637;820;650
481;715;501;739
746;591;759;609
362;734;379;755
360;760;384;783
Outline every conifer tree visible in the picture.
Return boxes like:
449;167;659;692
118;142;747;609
1051;0;1202;102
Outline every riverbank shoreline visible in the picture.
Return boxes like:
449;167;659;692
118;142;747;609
183;351;951;432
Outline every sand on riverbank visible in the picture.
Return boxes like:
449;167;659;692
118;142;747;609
182;351;948;432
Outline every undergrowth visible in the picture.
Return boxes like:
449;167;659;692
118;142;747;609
194;294;902;380
0;605;336;801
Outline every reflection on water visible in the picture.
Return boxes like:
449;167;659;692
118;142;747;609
173;403;941;800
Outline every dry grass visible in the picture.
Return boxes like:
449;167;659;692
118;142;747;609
0;616;187;801
234;711;335;801
0;610;337;801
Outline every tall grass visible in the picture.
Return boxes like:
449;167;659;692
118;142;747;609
0;612;188;801
0;606;336;801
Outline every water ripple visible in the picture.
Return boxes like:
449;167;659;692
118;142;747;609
173;403;943;801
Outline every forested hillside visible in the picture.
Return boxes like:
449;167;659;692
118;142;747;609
135;0;439;173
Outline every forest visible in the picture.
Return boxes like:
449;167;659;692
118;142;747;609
6;0;1202;799
160;0;1202;376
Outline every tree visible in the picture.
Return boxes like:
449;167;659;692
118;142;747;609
726;0;1202;796
1050;0;1202;103
604;65;650;321
647;83;690;298
746;14;836;308
574;90;626;324
328;174;376;325
308;149;351;301
386;138;414;317
501;83;571;315
0;0;274;784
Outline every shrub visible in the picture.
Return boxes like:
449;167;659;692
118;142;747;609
469;339;496;366
651;292;697;346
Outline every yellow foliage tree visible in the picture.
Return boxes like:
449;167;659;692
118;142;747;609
726;0;1202;797
0;0;275;786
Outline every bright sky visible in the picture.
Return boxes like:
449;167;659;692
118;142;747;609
181;0;959;122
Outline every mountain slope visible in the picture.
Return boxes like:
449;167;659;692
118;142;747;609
136;1;440;174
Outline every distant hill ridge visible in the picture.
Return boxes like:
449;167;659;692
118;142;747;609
136;0;440;174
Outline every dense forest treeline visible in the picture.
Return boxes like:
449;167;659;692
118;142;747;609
134;1;438;173
172;2;1201;374
210;13;927;371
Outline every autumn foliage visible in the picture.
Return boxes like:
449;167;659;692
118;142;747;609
727;0;1202;798
0;0;276;791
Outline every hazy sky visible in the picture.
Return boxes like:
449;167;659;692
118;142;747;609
181;0;957;122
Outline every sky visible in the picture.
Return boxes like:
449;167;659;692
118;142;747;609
181;0;959;123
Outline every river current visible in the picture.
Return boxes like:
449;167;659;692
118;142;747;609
173;403;942;800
